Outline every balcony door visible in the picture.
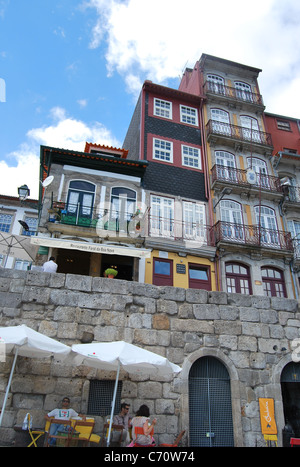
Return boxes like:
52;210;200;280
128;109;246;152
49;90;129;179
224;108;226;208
110;187;136;233
150;195;174;238
241;116;261;143
255;206;279;246
247;157;269;189
211;109;230;136
215;151;237;182
220;200;244;242
66;181;95;225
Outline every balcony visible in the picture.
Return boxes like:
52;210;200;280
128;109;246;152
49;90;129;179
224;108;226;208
282;185;300;212
204;80;264;110
213;221;293;254
211;164;283;200
206;120;273;154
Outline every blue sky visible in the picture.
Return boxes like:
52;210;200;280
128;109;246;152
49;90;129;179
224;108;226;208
1;0;300;199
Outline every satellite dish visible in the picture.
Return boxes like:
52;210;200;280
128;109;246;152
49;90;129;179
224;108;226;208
246;169;257;185
42;176;54;188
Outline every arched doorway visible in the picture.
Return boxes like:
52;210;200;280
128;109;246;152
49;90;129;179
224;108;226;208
281;362;300;437
189;356;234;446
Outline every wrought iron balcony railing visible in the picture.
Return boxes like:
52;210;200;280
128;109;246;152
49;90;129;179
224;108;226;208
204;80;264;106
211;164;283;193
206;120;273;148
48;202;214;246
213;221;293;252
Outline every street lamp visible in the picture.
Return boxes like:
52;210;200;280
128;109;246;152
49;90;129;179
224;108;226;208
18;184;30;201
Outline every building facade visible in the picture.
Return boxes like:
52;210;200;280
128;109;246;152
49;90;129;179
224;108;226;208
0;194;38;270
123;81;216;290
34;144;150;280
265;113;300;298
179;54;294;299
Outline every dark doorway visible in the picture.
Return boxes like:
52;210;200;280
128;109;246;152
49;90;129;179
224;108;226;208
56;249;91;275
101;254;134;281
281;362;300;437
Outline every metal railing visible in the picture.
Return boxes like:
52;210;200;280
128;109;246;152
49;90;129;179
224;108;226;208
211;164;282;193
204;81;264;106
206;120;273;147
213;221;293;251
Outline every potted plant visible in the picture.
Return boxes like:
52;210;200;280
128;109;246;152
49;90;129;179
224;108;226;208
104;266;118;278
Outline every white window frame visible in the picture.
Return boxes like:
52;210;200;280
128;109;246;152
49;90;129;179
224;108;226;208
180;105;198;126
182;145;201;169
183;202;206;242
150;195;174;237
154;98;172;119
153;138;173;163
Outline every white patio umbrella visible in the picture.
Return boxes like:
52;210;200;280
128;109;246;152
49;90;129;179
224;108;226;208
71;341;181;446
0;324;71;427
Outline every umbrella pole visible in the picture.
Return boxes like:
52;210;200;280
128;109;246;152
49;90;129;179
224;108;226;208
0;348;18;427
107;360;120;447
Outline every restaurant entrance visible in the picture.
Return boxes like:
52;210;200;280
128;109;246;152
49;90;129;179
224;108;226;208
56;248;91;275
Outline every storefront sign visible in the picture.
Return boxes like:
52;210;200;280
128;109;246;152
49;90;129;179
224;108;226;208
259;398;277;435
31;236;151;259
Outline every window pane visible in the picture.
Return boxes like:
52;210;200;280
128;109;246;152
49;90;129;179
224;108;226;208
154;260;171;275
189;267;208;280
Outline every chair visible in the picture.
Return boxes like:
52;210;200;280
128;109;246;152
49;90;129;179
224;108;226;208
158;430;186;447
27;414;45;447
74;419;100;446
45;418;73;447
101;423;124;446
290;437;300;447
133;425;155;447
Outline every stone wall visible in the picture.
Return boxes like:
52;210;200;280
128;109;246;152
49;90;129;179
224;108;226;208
0;268;299;446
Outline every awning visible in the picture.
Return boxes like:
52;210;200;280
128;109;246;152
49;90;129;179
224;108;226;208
30;236;151;259
0;232;37;261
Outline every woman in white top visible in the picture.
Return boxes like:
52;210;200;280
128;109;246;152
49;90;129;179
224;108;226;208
130;404;157;446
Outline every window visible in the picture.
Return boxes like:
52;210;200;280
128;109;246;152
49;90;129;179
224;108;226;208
66;180;96;223
225;262;252;295
182;145;201;169
220;200;244;241
180;105;198;126
87;380;122;416
215;151;236;182
150;195;174;237
247;158;269;189
0;214;13;233
189;264;211;290
15;260;31;271
183;202;206;242
110;187;136;232
153;138;173;163
153;257;173;286
277;120;291;131
234;81;252;102
255;206;279;246
240;116;261;143
154;98;172;119
261;267;286;298
211;109;230;135
207;74;225;94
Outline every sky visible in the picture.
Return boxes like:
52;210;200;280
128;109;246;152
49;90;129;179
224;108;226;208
0;0;300;200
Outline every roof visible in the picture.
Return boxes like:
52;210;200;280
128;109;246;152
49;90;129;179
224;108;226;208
143;80;205;102
84;142;129;158
40;145;148;184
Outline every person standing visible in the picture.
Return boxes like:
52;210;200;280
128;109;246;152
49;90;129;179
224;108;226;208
42;256;58;273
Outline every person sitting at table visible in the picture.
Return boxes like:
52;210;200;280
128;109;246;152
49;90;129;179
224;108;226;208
128;404;157;446
112;402;132;446
45;397;85;445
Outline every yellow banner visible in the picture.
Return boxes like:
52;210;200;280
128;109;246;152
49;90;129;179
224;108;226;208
259;398;277;435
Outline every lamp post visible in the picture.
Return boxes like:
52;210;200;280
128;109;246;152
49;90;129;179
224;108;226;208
17;184;30;202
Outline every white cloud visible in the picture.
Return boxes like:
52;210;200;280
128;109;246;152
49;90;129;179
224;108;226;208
0;107;122;199
85;0;300;118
